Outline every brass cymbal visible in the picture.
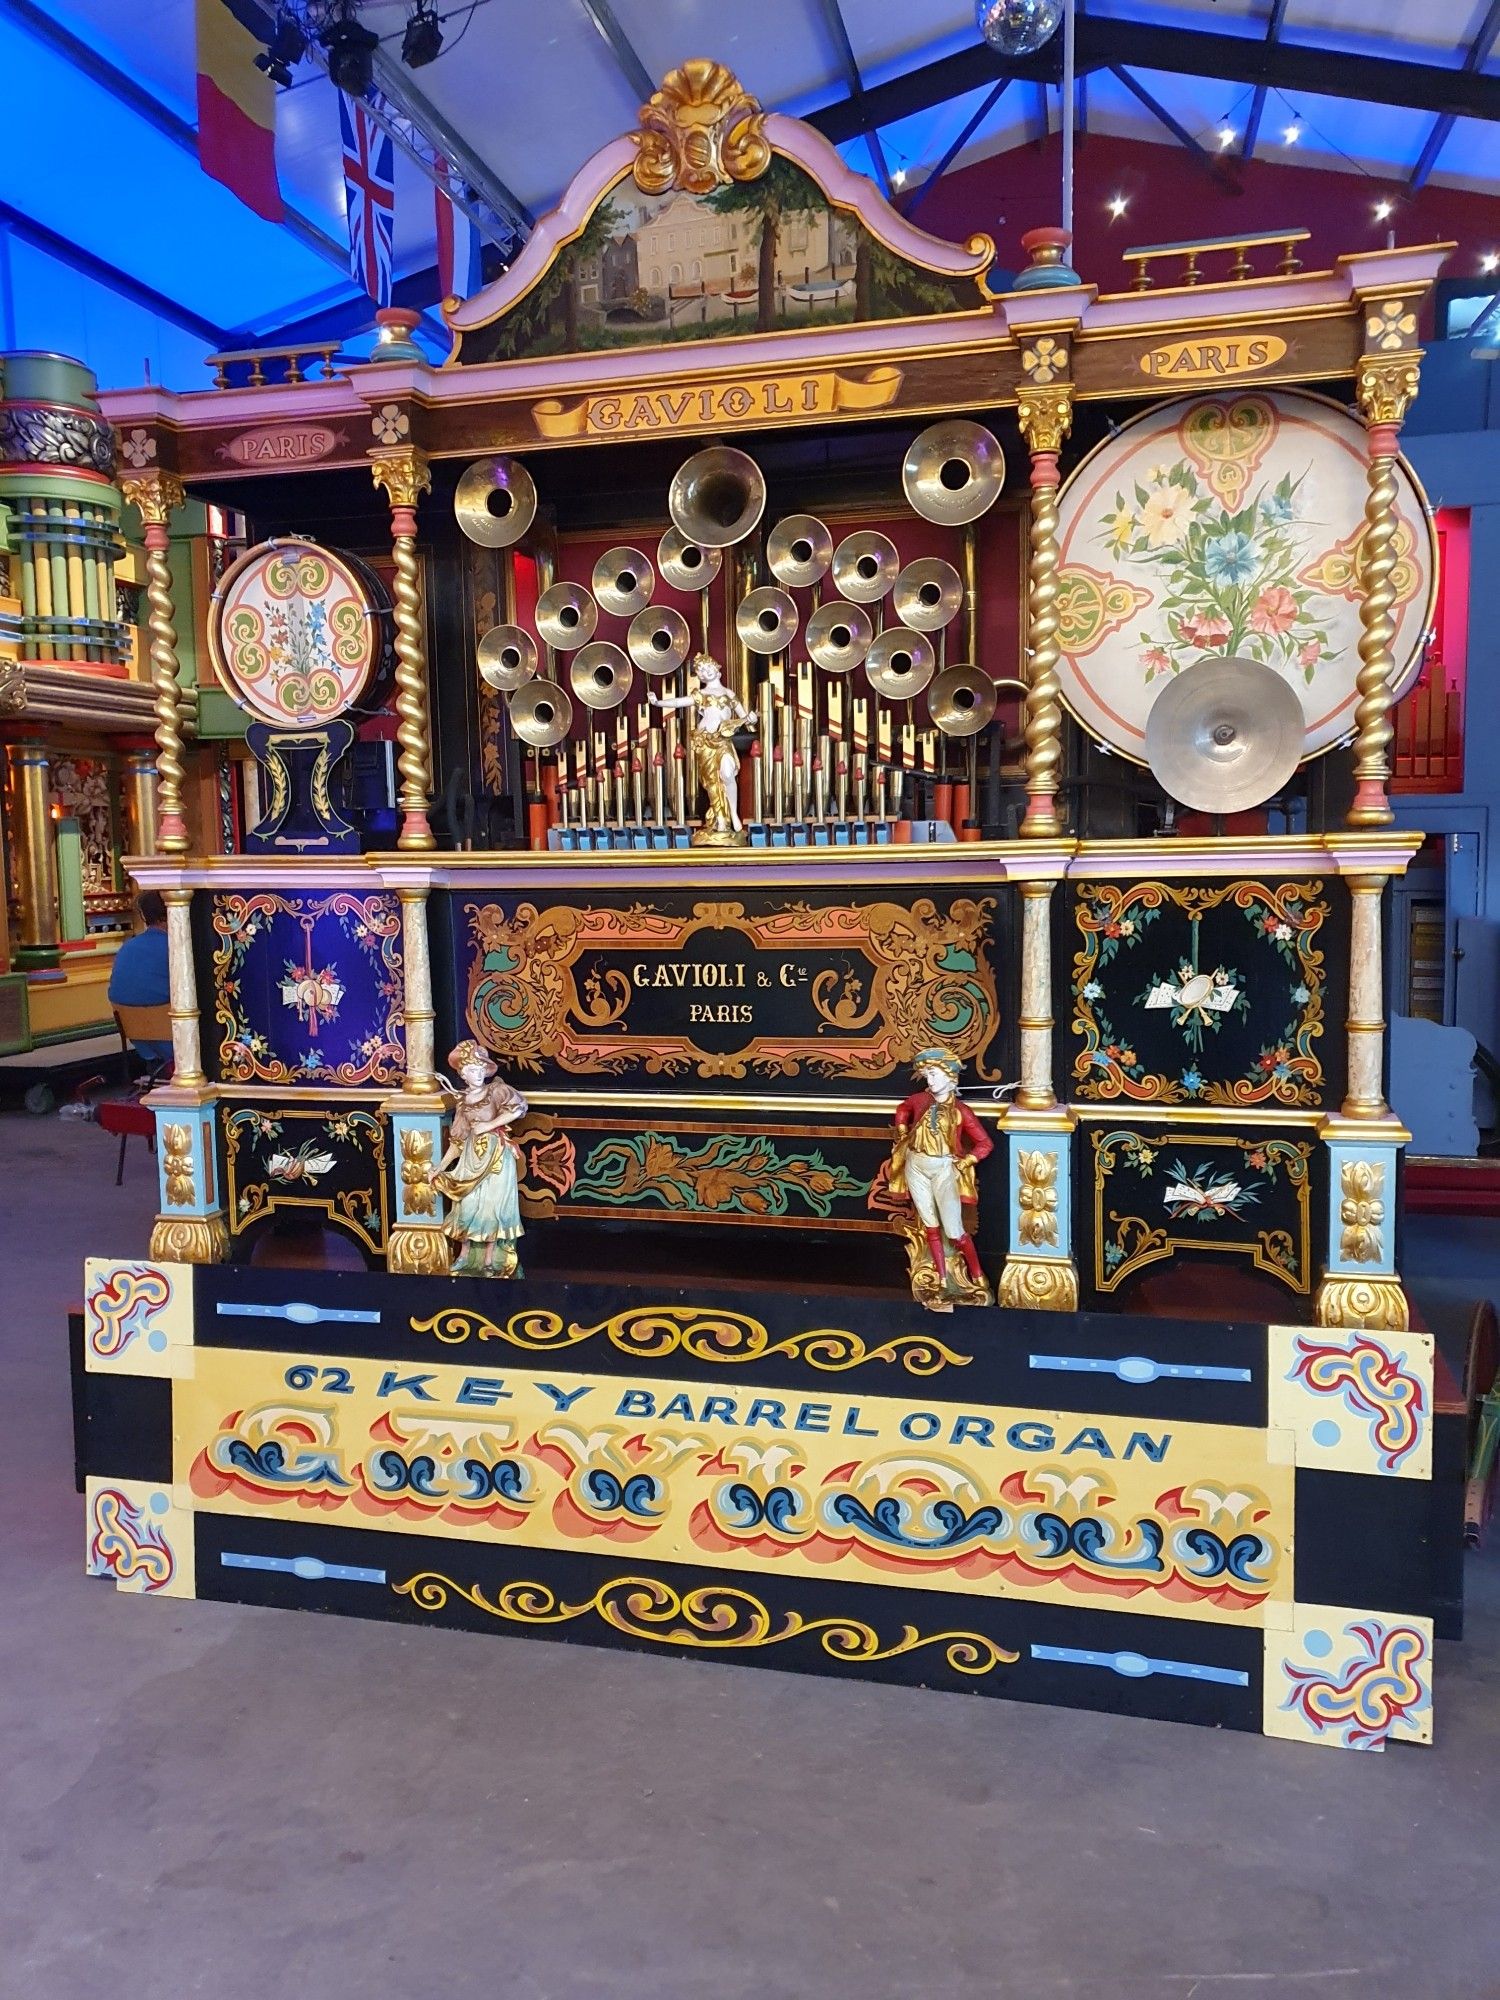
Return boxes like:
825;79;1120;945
592;545;655;617
806;600;873;674
668;445;766;549
832;529;899;603
535;580;598;652
767;513;832;589
455;455;538;548
892;557;963;632
627;605;691;676
476;623;538;692
865;627;936;700
568;640;634;710
657;526;723;591
508;677;573;747
736;585;799;656
928;662;998;735
902;420;1005;526
1145;654;1306;813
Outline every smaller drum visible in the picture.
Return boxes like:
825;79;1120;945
210;537;386;728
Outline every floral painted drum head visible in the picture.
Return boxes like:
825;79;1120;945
1052;388;1435;763
209;537;383;727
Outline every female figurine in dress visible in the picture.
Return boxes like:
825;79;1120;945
888;1047;994;1310
433;1039;528;1276
648;652;756;845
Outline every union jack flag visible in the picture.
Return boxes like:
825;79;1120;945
339;93;395;306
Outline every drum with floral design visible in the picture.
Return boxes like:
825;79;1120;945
1052;388;1436;762
209;538;384;727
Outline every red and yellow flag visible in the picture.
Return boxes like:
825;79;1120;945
195;0;284;222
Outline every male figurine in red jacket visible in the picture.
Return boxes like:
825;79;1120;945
889;1047;993;1308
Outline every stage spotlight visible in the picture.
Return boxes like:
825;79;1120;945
402;0;444;67
254;5;306;86
322;2;379;96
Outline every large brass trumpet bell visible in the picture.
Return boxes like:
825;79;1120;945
592;546;655;617
627;605;691;676
668;445;767;549
807;600;873;674
902;420;1005;527
865;628;936;700
535;580;598;652
476;623;538;692
892;557;963;632
568;640;634;710
767;513;833;589
657;526;723;591
736;586;799;656
455;455;538;548
928;662;998;735
832;529;899;603
508;678;573;746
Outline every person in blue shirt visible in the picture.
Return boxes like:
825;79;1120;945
108;890;173;1067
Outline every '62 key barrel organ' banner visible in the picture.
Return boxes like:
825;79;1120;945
456;890;1004;1092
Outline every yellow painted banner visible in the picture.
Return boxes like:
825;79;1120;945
176;1344;1294;1626
531;364;904;440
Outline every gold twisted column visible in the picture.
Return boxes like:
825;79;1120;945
1348;353;1420;829
1017;386;1072;838
120;471;189;854
371;446;435;851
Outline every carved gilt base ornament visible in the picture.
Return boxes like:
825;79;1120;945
387;1223;452;1277
998;1255;1080;1313
148;1214;230;1265
1315;1275;1409;1332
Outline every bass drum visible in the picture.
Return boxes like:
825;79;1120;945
1051;387;1436;764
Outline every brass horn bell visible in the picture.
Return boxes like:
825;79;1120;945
902;420;1005;527
569;640;634;711
627;605;691;676
736;586;799;657
832;529;899;603
455;455;538;549
476;623;538;692
657;526;723;592
865;628;936;701
1145;654;1306;814
928;662;998;736
767;513;833;589
592;546;655;617
807;600;873;674
535;581;598;652
508;677;573;747
893;557;962;632
668;445;767;549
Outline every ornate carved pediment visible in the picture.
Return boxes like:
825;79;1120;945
631;60;770;196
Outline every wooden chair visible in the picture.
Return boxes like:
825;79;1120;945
95;1005;172;1185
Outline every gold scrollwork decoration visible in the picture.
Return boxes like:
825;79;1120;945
162;1123;195;1206
631;61;770;196
394;1572;1016;1675
409;1302;969;1376
387;1224;450;1276
148;1214;229;1265
1338;1159;1385;1264
1015;1148;1060;1249
1017;383;1074;458
1356;352;1421;430
400;1127;437;1217
997;1255;1080;1312
1315;1275;1409;1332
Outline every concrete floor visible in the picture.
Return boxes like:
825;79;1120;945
4;1113;1500;2000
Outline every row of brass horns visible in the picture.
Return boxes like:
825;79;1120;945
807;600;873;674
902;419;1004;527
508;677;573;747
832;529;899;603
569;640;635;710
893;557;962;632
658;525;724;591
736;585;799;657
627;604;691;675
927;662;998;736
476;623;538;692
455;455;538;549
865;628;936;700
767;513;832;588
668;445;766;550
592;545;654;617
535;580;598;651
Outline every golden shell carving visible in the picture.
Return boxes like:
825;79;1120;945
632;60;770;196
163;1124;195;1207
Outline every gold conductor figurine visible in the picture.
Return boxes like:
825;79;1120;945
433;1040;529;1276
649;651;756;846
888;1048;994;1312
